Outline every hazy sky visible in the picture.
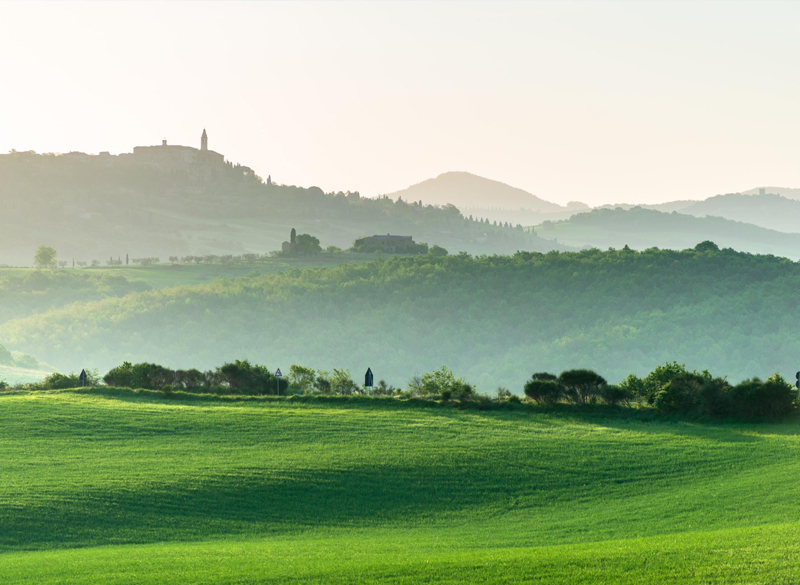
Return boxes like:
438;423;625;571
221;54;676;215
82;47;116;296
2;1;799;205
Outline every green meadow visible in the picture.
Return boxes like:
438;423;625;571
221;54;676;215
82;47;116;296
2;389;800;583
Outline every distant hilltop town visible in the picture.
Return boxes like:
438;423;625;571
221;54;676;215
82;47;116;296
0;129;266;186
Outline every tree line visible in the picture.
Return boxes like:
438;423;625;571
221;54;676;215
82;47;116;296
7;359;795;421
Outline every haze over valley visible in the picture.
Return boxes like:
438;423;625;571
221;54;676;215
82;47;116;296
4;2;800;584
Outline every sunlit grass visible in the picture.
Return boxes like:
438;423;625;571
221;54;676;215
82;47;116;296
1;390;799;583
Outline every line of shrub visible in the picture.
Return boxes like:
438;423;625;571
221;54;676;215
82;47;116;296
8;360;796;421
524;363;796;420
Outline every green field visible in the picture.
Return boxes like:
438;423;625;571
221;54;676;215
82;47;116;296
2;389;800;583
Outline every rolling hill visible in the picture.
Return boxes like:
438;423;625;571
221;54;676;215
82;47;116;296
3;390;800;583
534;206;800;258
742;186;800;199
385;171;566;212
680;193;800;233
0;151;563;266
3;248;800;390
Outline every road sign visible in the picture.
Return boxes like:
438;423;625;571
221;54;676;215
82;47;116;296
365;368;374;388
275;368;282;396
275;369;282;377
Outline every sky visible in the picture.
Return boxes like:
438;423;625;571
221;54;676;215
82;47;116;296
1;1;799;206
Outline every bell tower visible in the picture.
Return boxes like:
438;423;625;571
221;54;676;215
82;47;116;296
200;129;208;152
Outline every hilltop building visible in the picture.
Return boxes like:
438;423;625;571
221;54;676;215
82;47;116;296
131;129;227;177
0;129;260;184
353;234;417;253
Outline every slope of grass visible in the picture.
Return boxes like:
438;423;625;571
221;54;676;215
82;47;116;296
1;390;800;583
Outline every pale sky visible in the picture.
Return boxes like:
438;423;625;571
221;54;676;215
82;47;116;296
1;1;799;206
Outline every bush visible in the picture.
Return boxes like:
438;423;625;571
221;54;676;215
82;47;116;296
0;380;8;390
729;374;795;420
36;371;97;390
558;369;607;404
523;379;563;404
103;362;173;390
599;384;632;407
216;360;287;395
653;375;703;414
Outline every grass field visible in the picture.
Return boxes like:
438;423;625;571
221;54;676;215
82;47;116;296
2;389;800;583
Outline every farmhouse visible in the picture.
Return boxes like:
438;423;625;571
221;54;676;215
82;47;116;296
353;234;417;253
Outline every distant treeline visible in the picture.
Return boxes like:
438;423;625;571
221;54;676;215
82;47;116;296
8;243;800;388
9;360;795;421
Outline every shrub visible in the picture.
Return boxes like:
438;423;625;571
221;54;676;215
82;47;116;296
599;384;632;407
640;362;693;405
523;379;563;405
496;387;512;401
558;369;607;404
37;372;87;390
653;374;705;414
216;360;286;395
0;380;8;390
104;362;173;390
729;375;795;420
619;374;647;405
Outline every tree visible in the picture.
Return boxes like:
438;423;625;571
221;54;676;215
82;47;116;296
728;374;795;419
34;245;57;269
695;240;720;253
290;228;297;245
330;368;359;394
295;233;322;255
289;364;316;392
558;369;607;404
523;379;563;404
429;245;448;257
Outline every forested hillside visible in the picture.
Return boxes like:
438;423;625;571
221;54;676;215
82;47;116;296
534;207;800;258
3;245;800;389
0;152;563;266
0;270;149;324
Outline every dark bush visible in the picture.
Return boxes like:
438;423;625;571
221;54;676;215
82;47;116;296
729;375;795;420
558;369;607;404
523;379;564;404
599;384;632;407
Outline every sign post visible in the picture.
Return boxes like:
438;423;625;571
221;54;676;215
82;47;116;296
276;368;282;396
365;367;374;396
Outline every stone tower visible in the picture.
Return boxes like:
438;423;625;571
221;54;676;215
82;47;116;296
200;129;208;152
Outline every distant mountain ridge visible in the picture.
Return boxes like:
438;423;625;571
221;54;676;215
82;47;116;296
680;193;800;233
741;186;800;199
534;207;800;259
384;172;565;212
